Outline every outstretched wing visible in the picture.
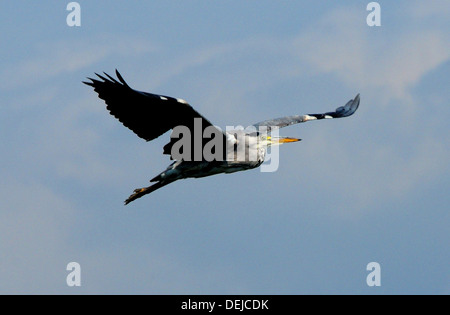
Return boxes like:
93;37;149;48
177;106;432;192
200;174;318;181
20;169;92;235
83;70;227;158
254;94;360;131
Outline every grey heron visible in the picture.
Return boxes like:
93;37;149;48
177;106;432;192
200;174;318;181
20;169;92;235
83;70;360;205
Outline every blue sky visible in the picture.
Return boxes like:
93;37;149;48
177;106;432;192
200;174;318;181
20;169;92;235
0;1;449;294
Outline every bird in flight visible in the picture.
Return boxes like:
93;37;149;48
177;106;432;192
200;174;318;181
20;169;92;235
84;70;360;205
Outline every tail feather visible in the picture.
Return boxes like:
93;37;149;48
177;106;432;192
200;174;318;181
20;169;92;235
124;182;166;205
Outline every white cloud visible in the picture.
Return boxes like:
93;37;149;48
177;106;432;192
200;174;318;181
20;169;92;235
409;0;450;19
0;35;159;90
291;7;450;100
0;179;75;293
128;6;449;116
1;2;448;294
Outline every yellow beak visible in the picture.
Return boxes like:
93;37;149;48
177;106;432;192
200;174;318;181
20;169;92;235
266;136;301;145
278;137;301;143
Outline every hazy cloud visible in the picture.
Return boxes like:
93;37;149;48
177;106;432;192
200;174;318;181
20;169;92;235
1;1;448;294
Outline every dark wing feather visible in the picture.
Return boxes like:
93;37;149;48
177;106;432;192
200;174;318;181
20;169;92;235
83;70;227;158
254;94;360;131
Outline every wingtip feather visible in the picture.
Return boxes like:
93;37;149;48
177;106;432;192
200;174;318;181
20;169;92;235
103;72;119;83
95;72;109;82
115;69;128;86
